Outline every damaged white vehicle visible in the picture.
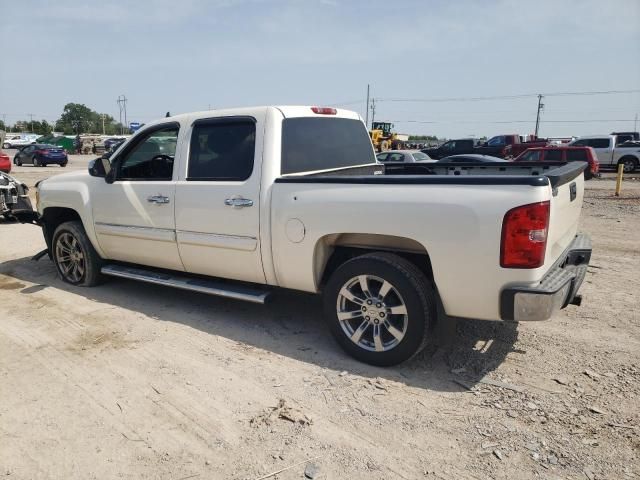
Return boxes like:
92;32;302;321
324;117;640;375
0;171;33;221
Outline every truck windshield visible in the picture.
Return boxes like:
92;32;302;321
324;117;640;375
281;117;375;174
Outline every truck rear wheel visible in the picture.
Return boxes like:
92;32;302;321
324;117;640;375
323;252;435;366
619;156;638;173
52;221;103;287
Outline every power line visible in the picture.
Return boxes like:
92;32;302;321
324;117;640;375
377;89;640;103
389;118;637;125
327;99;364;107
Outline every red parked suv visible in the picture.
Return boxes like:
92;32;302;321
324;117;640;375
0;150;11;173
514;146;599;180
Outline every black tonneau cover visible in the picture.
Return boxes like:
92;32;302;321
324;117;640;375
275;161;587;189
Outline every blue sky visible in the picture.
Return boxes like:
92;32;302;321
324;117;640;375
1;0;639;138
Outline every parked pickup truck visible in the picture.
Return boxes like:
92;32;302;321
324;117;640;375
475;134;549;158
29;106;592;366
569;135;640;173
421;138;478;159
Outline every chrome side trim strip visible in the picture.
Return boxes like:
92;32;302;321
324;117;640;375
176;230;257;251
94;222;176;243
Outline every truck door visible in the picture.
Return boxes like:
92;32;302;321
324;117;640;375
92;123;184;271
174;114;266;284
589;138;614;166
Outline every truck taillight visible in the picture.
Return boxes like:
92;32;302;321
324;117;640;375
500;201;550;268
311;107;337;115
36;149;46;155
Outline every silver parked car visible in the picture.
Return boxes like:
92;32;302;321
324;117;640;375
376;150;434;163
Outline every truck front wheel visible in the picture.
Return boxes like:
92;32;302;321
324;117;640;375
323;252;435;366
52;221;103;287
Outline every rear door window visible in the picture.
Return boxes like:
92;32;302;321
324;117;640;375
376;153;389;162
589;138;610;149
387;153;405;162
519;150;542;161
188;119;256;181
544;149;563;161
566;149;588;161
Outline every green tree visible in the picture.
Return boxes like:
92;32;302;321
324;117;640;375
55;103;124;135
408;135;439;142
56;103;95;134
12;119;53;135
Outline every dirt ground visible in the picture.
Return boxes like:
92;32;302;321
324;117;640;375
1;157;638;479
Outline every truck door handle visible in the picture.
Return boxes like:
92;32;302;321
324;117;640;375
225;197;253;208
147;195;170;204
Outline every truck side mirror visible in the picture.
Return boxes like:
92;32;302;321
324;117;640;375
88;157;112;179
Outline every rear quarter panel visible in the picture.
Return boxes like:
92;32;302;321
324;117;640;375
270;181;557;321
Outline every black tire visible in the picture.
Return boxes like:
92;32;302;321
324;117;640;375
52;221;103;287
60;161;68;167
32;157;40;167
14;157;22;166
2;143;9;149
323;252;436;366
619;156;638;173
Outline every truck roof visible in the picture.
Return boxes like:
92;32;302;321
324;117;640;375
573;134;614;139
147;106;361;129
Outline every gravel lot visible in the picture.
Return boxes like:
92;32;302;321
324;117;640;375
1;154;638;479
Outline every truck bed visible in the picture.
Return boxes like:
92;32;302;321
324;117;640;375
276;161;587;189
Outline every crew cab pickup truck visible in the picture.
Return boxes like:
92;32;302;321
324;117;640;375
569;135;640;173
32;106;592;366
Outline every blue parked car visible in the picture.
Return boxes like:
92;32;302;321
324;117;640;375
104;137;127;151
14;144;68;167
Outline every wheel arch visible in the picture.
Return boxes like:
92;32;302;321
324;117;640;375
618;155;639;170
41;207;85;254
314;233;435;290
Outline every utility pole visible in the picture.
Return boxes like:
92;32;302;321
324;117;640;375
370;98;376;126
117;95;128;135
365;84;370;128
534;94;544;138
101;114;106;135
28;113;34;133
634;113;638;132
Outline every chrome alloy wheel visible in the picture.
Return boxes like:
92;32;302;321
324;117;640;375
55;232;86;283
336;275;408;352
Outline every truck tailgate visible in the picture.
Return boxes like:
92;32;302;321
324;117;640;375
544;162;586;271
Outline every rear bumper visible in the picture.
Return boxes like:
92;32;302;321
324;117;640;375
39;156;67;164
500;234;592;321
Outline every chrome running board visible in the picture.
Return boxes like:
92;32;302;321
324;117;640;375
101;264;271;304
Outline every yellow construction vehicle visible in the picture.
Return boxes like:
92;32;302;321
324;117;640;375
369;122;408;152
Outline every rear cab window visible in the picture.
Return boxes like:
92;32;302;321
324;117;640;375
411;152;429;161
281;117;375;174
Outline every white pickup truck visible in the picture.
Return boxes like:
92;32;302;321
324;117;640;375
30;106;591;365
569;134;640;173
